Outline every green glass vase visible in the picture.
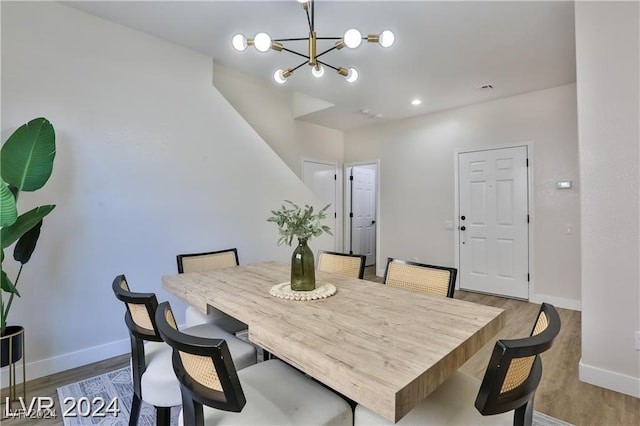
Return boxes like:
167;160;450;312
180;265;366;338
290;237;316;291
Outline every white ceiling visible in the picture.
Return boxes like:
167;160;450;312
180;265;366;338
63;1;576;130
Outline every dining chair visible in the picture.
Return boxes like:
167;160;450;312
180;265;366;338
383;258;457;298
354;302;561;426
176;248;247;333
317;250;366;279
155;301;354;426
112;275;257;425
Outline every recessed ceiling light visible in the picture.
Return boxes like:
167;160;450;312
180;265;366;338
411;98;422;106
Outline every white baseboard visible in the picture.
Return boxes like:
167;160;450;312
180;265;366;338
0;337;130;389
579;359;640;398
529;293;581;311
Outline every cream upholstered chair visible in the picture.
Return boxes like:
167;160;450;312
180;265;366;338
317;250;366;279
112;275;257;426
354;303;561;426
383;258;456;298
176;248;247;333
155;301;353;426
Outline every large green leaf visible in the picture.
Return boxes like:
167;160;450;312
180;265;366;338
0;180;17;227
0;270;20;296
1;117;56;192
13;220;43;264
1;205;55;249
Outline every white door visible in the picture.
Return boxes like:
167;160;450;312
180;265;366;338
350;166;376;266
302;161;336;250
458;146;529;299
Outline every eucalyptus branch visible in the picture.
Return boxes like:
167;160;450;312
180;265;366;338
267;200;333;246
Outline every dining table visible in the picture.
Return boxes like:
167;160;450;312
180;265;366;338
162;261;505;423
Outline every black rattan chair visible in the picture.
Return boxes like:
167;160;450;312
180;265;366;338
176;248;246;333
383;258;457;298
112;275;176;426
112;275;257;425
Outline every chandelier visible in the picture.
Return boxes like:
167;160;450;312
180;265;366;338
231;0;395;84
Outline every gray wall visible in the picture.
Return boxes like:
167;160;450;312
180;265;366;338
575;0;640;397
1;1;328;385
345;84;581;309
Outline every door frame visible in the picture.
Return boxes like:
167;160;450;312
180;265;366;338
453;142;535;301
301;159;341;252
344;160;381;275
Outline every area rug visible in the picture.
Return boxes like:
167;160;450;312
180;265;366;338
57;366;573;425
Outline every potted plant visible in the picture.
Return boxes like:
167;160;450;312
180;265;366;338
267;200;332;291
1;117;56;367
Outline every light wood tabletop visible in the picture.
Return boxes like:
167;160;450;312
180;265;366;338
162;261;505;423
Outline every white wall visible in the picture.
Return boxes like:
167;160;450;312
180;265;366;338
212;63;344;250
212;63;345;178
575;1;640;398
1;1;330;384
345;84;581;309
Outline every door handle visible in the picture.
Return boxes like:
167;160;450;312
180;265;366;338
460;226;466;231
460;215;466;220
371;220;376;225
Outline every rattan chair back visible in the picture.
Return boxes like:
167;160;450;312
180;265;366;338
383;258;456;298
317;250;366;279
475;303;561;425
111;274;161;341
155;302;246;421
177;248;239;273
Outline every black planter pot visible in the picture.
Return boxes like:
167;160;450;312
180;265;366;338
1;325;25;367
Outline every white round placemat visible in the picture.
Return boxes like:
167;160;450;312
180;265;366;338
270;282;337;301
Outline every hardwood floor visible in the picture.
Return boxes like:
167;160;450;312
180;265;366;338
1;266;638;425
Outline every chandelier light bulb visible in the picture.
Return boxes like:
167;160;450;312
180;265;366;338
254;32;272;52
311;64;325;78
345;67;359;83
379;30;395;48
231;34;248;51
274;69;287;84
343;29;362;49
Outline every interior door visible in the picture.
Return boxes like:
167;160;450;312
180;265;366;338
302;160;336;250
351;166;376;266
458;146;529;299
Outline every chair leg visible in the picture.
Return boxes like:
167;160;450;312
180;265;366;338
129;394;141;426
181;385;205;426
156;406;171;426
513;396;534;426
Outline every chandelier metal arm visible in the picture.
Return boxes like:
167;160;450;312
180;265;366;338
316;60;339;72
291;60;309;72
281;47;310;61
315;45;340;60
274;37;310;42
